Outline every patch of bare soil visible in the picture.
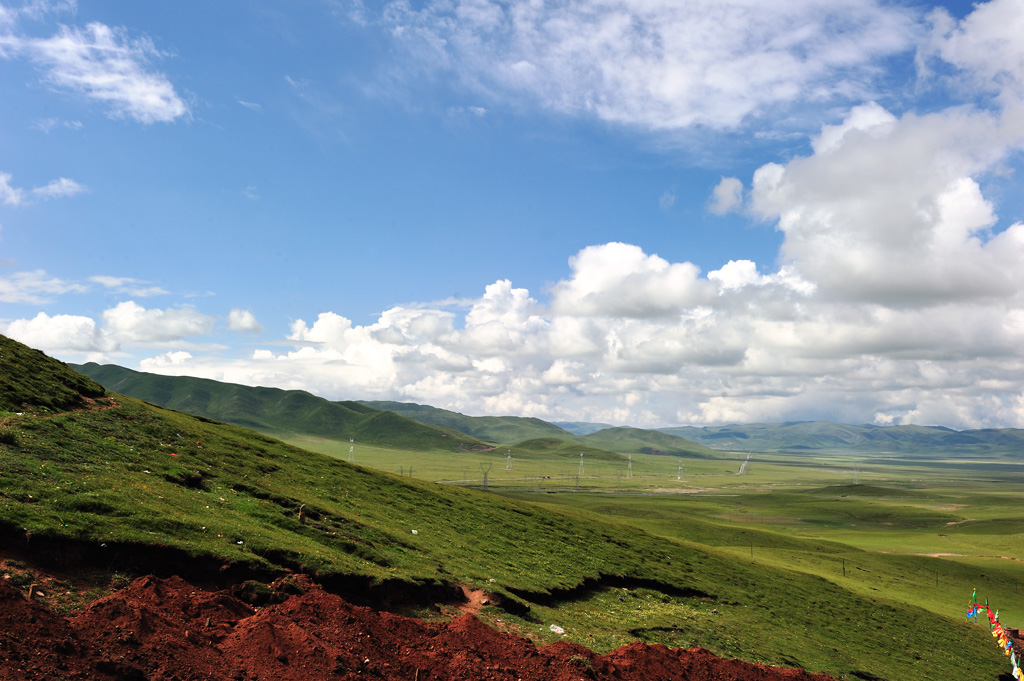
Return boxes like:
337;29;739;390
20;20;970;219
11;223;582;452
0;573;838;681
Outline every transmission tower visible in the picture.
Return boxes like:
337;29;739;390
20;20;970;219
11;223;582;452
627;454;633;479
348;438;354;463
480;462;493;491
506;449;513;471
677;460;684;481
578;452;584;477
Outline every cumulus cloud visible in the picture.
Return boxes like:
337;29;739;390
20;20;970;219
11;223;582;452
101;301;215;343
6;311;116;355
228;308;262;333
371;0;920;131
751;101;1024;305
708;177;743;215
140;350;193;369
707;260;768;290
551;243;714;318
0;19;189;123
132;229;1024;430
921;0;1024;103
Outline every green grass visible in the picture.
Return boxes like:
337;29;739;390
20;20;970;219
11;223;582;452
2;335;1020;680
1;341;105;414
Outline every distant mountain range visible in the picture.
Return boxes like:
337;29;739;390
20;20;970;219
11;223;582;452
74;363;1024;456
659;421;1024;455
73;364;715;457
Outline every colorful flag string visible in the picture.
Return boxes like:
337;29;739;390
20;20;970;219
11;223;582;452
968;590;1020;679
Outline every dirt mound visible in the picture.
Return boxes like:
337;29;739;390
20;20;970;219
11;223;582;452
0;574;837;681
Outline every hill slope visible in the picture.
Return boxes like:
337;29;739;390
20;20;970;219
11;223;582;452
360;399;576;443
582;426;719;458
0;336;1007;680
74;362;487;451
1;341;105;414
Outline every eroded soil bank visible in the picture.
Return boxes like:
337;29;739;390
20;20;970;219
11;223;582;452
1;568;837;681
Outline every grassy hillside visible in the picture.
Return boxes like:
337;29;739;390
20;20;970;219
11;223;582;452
360;400;576;443
76;364;716;460
1;342;106;414
0;336;1011;680
553;421;616;435
74;362;488;451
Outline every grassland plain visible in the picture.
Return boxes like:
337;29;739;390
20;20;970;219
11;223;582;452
0;335;1015;679
295;435;1024;678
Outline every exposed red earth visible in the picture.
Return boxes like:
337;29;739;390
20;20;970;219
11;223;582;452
1;564;837;681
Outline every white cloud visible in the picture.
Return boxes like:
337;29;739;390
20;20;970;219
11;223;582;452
921;0;1024;103
0;171;87;206
228;308;262;333
238;99;262;111
89;275;169;297
0;173;25;206
811;100;896;154
751;101;1024;305
140;350;193;369
0;269;86;303
373;0;920;131
2;20;189;123
550;243;714;318
130;230;1024;429
707;260;768;290
31;176;86;199
708;177;743;215
102;301;215;343
6;311;116;354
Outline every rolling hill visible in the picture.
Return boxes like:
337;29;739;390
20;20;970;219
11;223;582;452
582;426;719;458
360;399;572;443
0;334;1009;680
74;364;717;458
73;362;489;451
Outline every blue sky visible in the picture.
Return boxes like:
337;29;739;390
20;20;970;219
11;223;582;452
3;0;1024;429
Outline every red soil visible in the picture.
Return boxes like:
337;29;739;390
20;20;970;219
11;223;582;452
1;574;836;681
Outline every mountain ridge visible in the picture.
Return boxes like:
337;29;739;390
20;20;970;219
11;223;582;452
73;362;487;451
